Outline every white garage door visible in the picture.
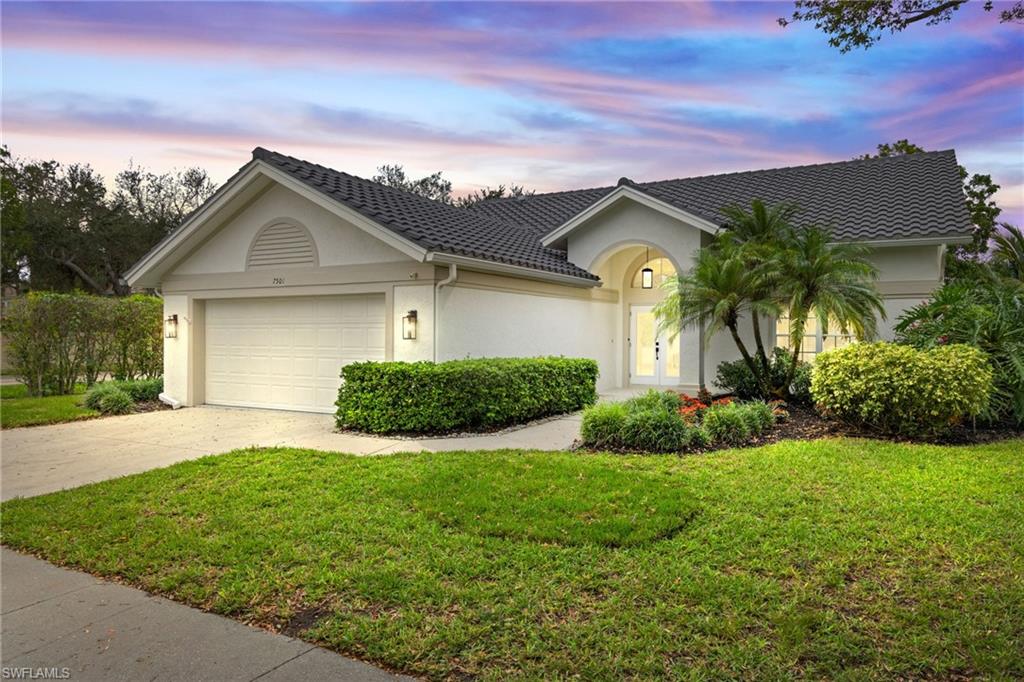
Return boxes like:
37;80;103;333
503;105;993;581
205;295;385;413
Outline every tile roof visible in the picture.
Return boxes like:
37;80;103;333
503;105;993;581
470;150;973;243
252;148;598;281
254;147;971;285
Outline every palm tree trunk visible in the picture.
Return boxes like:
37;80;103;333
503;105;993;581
783;315;808;395
750;312;771;373
728;322;770;396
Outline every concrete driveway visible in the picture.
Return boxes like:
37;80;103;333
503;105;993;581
0;405;583;501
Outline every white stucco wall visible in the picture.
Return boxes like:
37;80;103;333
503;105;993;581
161;294;193;405
172;184;408;275
568;198;705;275
436;284;619;390
393;283;436;362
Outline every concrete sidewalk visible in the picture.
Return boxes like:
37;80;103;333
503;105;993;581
0;548;413;681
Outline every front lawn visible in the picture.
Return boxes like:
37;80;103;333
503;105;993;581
2;440;1022;679
0;383;97;428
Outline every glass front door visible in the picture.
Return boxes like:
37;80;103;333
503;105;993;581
630;305;680;386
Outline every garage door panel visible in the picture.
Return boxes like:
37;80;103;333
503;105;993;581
205;294;385;413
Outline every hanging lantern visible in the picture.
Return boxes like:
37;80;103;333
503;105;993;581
641;247;654;289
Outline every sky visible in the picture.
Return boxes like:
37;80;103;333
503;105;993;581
2;1;1023;224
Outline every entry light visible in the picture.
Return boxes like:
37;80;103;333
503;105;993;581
641;266;654;289
164;314;178;339
402;310;418;340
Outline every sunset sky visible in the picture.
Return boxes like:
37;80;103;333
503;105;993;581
3;1;1022;224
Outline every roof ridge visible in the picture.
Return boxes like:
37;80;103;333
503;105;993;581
639;149;957;188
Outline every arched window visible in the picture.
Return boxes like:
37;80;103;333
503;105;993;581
631;257;675;288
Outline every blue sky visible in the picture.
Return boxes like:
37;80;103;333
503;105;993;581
2;1;1022;223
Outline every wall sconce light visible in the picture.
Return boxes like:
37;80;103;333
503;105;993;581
402;310;418;340
164;314;178;339
641;246;654;289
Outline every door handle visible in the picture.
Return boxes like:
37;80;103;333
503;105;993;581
655;340;660;360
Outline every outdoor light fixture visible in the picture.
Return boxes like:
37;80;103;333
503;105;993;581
402;310;418;340
164;314;178;339
641;246;654;289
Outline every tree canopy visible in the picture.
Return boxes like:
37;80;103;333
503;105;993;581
1;147;215;295
371;164;532;207
780;0;1024;52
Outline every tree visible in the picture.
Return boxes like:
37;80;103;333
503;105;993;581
456;184;534;208
776;227;885;390
1;146;28;289
991;223;1024;281
718;199;799;377
654;238;781;397
860;140;1002;263
3;150;216;295
371;164;533;206
372;164;453;203
656;201;884;400
779;0;1024;52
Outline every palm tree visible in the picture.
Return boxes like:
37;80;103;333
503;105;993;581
718;199;798;375
777;227;885;390
654;240;780;396
991;223;1024;282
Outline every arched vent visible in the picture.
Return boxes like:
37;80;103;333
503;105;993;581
246;222;318;270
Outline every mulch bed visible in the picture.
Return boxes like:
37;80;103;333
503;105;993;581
576;404;1022;456
134;400;171;414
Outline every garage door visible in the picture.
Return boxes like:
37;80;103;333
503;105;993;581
205;295;385;412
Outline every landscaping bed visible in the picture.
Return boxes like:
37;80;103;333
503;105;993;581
0;378;168;429
3;441;1022;679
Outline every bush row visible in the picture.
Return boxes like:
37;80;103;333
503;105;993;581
4;292;162;396
811;342;992;437
580;390;775;453
336;357;599;434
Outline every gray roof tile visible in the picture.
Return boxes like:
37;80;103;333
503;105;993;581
254;148;971;285
253;147;598;281
470;150;973;243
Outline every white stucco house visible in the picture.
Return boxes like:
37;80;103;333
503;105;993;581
126;148;972;413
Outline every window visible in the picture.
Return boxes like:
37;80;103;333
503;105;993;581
631;257;675;288
775;310;855;362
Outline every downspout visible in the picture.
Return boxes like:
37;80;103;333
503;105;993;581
433;264;458;363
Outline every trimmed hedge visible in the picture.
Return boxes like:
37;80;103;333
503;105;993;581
4;292;162;396
811;342;992;437
336;357;599;434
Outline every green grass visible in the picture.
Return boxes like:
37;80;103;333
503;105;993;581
3;440;1022;679
0;383;96;428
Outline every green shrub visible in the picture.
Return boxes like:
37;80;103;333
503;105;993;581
579;402;628;449
702;402;753;446
96;386;135;415
84;378;164;410
714;347;812;404
811;342;993;437
896;276;1024;426
4;292;161;396
110;295;163;381
336;357;599;434
624;389;681;413
619;409;694;452
115;377;163;402
84;382;120;411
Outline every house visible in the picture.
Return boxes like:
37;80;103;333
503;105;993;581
126;148;972;413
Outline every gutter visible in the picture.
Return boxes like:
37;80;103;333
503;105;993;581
426;252;599;288
435;263;458;289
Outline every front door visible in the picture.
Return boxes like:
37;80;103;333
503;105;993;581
629;305;680;386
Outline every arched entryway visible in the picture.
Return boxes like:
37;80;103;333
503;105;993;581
590;243;697;390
